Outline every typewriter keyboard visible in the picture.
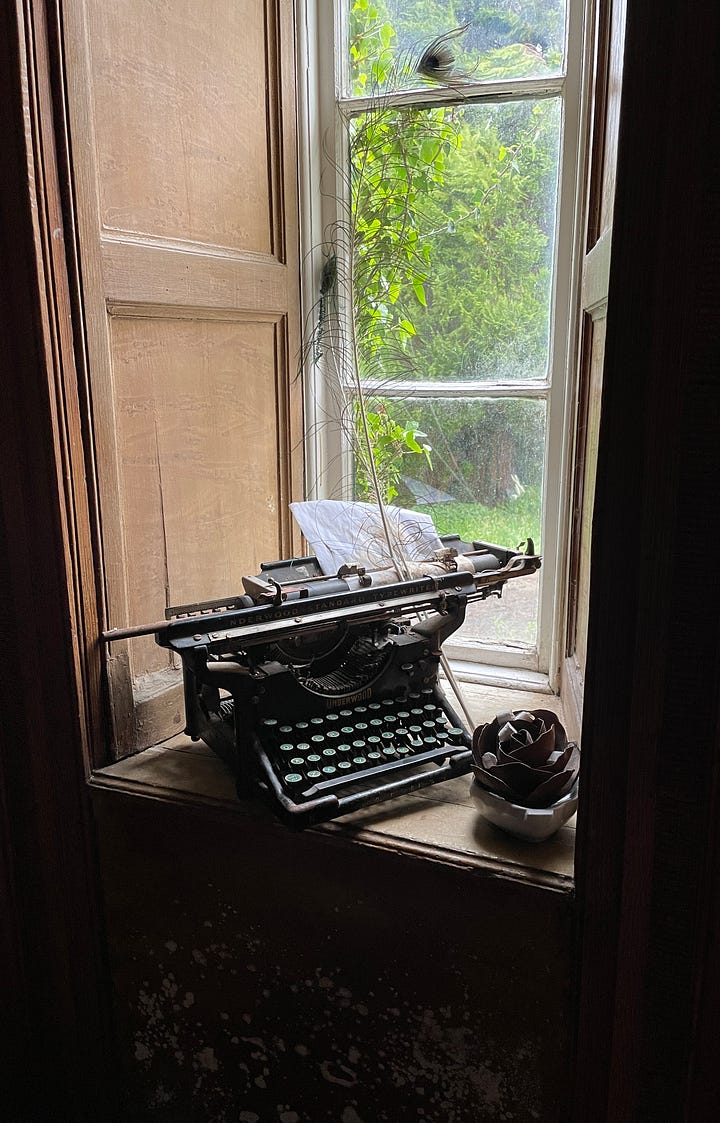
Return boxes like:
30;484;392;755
257;689;468;801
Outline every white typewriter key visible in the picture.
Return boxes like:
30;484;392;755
354;722;368;733
279;725;293;735
381;698;395;709
369;718;383;729
283;773;304;787
322;765;338;777
322;748;337;760
262;718;279;728
396;746;411;757
352;739;366;752
311;734;324;747
325;713;340;724
351;756;367;768
382;747;397;759
367;751;382;763
310;716;324;726
326;730;340;742
339;710;353;719
290;757;305;768
295;721;309;732
279;743;295;755
296;742;310;753
337;760;353;772
340;726;354;737
367;735;381;747
306;770;322;781
447;727;466;744
337;743;352;756
306;753;322;766
368;702;382;711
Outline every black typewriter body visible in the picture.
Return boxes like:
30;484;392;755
105;535;541;829
144;537;540;828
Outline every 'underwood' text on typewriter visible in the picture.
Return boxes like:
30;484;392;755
105;535;540;828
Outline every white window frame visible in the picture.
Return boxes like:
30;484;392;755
298;0;594;688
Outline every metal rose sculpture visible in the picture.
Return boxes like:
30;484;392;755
472;709;580;809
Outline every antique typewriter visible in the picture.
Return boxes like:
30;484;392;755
106;535;540;828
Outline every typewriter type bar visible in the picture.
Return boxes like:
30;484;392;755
103;536;540;828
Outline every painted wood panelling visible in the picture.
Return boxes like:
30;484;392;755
62;0;302;754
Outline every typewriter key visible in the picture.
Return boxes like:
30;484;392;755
367;735;381;747
322;748;337;760
262;718;279;729
289;757;305;769
395;727;409;742
352;739;367;752
337;743;352;756
283;773;304;787
366;751;382;763
353;705;368;715
395;745;411;757
368;702;382;711
339;709;353;718
382;746;397;760
422;705;436;714
369;718;383;729
279;724;294;735
322;765;338;777
435;730;449;742
296;742;311;754
447;727;466;743
396;711;410;722
354;722;368;734
306;753;322;766
383;714;399;729
295;721;309;732
408;737;423;751
326;729;340;742
410;708;424;718
422;720;436;731
422;736;437;749
408;692;421;702
279;743;295;755
337;760;353;772
381;698;395;709
408;725;423;736
340;726;355;737
311;734;325;746
380;731;394;744
325;713;340;724
306;769;322;781
352;756;367;768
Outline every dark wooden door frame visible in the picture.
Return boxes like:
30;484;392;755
572;1;720;1119
0;2;113;1119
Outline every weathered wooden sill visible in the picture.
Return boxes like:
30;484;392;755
92;682;575;888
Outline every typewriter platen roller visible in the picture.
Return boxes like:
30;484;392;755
136;536;539;829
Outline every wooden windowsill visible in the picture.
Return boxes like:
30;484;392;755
92;682;575;888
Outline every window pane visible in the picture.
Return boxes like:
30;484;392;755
353;397;544;645
351;100;561;383
347;0;566;95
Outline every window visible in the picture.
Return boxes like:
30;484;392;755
300;0;590;681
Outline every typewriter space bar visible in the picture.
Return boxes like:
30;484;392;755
300;749;459;799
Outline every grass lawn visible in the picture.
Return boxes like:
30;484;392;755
412;486;542;551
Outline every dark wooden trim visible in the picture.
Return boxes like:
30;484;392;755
0;1;114;1117
572;1;720;1119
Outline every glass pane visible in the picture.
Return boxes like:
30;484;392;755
351;100;561;384
347;1;566;95
353;397;544;645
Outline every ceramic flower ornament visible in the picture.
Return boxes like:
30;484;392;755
472;709;580;809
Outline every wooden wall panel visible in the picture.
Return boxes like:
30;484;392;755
86;0;272;252
63;0;302;755
112;314;283;623
562;0;626;739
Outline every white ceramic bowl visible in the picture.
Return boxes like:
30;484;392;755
469;778;579;842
